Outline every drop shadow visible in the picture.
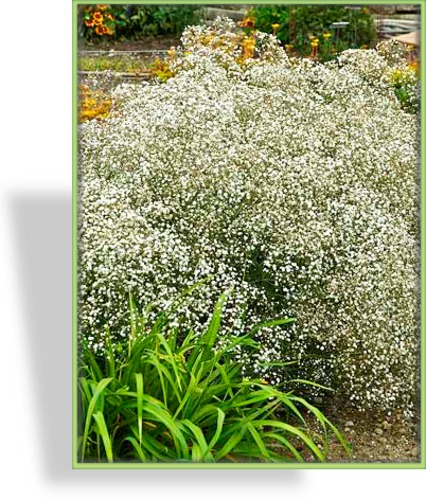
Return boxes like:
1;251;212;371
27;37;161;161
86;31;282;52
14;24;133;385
10;192;302;487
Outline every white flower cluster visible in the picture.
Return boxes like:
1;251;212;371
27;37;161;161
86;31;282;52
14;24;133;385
376;38;410;66
333;42;419;113
176;16;287;70
79;19;419;414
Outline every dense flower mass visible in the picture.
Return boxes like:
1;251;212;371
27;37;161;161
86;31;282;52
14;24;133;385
78;18;419;414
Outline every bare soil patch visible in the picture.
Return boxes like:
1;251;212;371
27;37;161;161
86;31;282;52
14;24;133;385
306;405;420;463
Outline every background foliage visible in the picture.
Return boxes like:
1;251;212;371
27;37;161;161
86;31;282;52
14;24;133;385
250;5;376;59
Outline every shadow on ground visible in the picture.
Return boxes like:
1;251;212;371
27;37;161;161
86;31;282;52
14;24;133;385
11;192;302;487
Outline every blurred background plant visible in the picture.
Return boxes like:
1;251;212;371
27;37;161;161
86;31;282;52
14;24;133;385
78;72;122;123
388;64;419;113
79;4;122;41
375;39;420;113
78;4;203;43
79;54;152;74
79;84;112;122
249;4;376;61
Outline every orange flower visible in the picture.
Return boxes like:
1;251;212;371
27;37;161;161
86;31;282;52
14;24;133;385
85;19;95;28
105;13;114;21
239;17;255;29
92;12;103;25
95;25;108;36
97;5;107;11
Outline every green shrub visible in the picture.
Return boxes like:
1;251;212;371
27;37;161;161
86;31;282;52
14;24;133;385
78;293;349;463
123;4;203;38
250;5;376;59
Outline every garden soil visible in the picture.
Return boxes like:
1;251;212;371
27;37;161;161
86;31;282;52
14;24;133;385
304;406;420;463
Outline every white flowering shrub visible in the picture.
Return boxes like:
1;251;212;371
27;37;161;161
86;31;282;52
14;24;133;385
79;18;419;414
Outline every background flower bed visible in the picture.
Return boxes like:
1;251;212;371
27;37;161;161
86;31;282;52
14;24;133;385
79;4;202;43
77;4;377;62
78;18;420;434
249;4;376;59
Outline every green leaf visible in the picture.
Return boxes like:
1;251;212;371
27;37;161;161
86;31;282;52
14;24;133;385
253;419;325;462
188;293;226;369
290;378;334;391
135;373;144;446
181;420;214;462
246;421;271;459
123;436;147;461
207;408;225;451
215;423;247;460
249;317;294;335
262;431;304;462
92;411;113;463
291;396;351;457
80;378;113;462
142;400;190;460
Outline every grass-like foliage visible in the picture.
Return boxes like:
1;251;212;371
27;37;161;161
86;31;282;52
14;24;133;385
78;294;349;463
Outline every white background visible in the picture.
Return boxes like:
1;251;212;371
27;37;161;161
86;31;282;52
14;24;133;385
0;1;423;498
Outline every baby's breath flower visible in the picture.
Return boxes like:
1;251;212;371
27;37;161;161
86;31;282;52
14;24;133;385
79;19;419;416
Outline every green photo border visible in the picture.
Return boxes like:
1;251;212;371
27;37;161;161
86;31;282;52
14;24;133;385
72;0;425;469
